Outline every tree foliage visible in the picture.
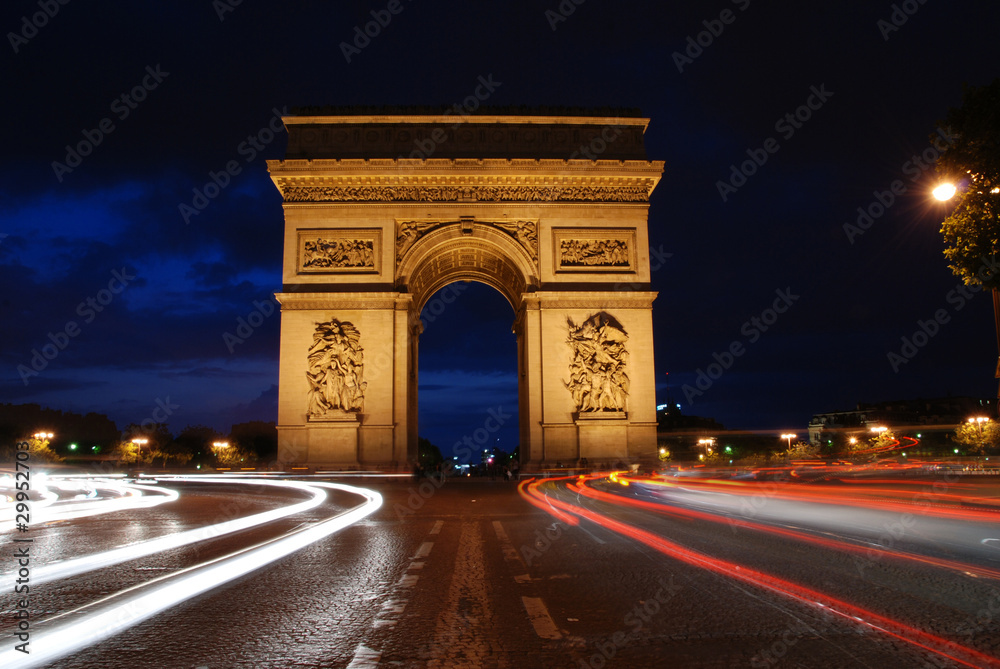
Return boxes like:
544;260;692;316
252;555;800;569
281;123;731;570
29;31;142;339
951;421;1000;455
938;78;1000;289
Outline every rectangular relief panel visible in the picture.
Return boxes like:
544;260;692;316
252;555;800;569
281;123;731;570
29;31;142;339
297;228;382;274
552;228;637;273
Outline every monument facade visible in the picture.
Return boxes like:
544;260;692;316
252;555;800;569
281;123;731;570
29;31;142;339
268;111;664;469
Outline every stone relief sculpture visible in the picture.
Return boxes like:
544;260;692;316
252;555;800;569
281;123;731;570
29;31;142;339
565;313;629;412
560;239;629;267
494;220;538;262
306;319;366;416
396;221;443;261
282;185;651;203
303;239;375;269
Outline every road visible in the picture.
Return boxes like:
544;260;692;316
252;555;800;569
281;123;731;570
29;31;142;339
1;471;999;668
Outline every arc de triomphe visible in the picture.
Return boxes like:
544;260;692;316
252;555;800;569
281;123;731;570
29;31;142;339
268;111;664;470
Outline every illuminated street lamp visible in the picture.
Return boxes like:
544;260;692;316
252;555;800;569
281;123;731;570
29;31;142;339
33;431;54;440
131;437;148;464
780;433;796;449
870;426;888;435
697;438;714;455
932;182;957;201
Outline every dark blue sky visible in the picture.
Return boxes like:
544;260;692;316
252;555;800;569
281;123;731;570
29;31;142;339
2;1;999;454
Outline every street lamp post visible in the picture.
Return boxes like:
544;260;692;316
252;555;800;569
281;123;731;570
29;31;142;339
780;433;796;449
131;438;148;464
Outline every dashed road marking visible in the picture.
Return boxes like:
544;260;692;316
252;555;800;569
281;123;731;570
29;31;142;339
521;595;563;640
414;541;433;559
346;644;382;668
430;519;443;535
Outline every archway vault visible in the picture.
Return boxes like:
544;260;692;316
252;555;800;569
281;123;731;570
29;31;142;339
269;111;664;471
396;220;537;314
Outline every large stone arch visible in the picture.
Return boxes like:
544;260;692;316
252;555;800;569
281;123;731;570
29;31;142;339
397;221;537;313
270;111;664;470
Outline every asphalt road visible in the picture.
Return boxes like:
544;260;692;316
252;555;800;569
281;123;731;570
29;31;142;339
2;473;999;668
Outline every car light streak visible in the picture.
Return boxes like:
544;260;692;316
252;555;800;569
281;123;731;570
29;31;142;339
524;479;1000;669
517;478;580;527
14;477;328;586
634;475;1000;522
0;480;382;669
0;478;177;532
579;480;1000;581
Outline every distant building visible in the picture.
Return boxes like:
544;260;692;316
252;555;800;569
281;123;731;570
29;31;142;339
808;396;994;446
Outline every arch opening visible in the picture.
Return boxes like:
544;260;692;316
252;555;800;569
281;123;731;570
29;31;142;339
416;280;520;469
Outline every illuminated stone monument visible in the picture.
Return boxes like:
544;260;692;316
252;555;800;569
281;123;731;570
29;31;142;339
269;110;664;469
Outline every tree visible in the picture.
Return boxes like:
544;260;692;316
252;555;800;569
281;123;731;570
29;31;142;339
114;423;173;465
418;437;443;468
951;421;1000;455
229;421;278;462
782;440;819;460
938;79;1000;289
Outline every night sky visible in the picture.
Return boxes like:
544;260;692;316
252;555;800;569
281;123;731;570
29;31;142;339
2;1;999;456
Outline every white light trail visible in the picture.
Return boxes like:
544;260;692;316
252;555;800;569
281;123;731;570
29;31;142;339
16;477;327;586
0;480;382;669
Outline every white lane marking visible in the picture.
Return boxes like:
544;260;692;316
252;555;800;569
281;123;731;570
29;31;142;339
430;520;443;535
346;644;382;668
492;520;511;542
982;538;1000;549
0;481;382;669
522;596;563;640
414;541;433;558
407;561;425;570
398;573;419;588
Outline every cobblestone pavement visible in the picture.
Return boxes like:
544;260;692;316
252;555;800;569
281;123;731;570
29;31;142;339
4;476;999;668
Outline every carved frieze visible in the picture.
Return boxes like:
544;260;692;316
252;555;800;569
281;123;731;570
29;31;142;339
279;184;653;204
298;229;380;274
306;319;366;416
553;228;636;273
560;239;628;267
565;312;629;413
